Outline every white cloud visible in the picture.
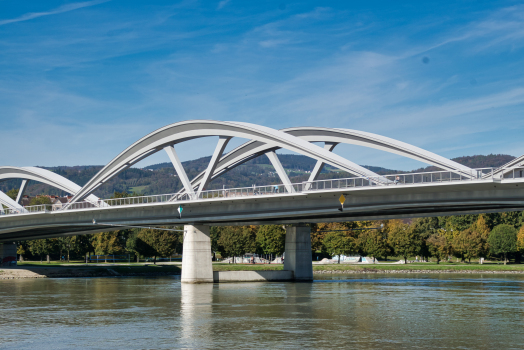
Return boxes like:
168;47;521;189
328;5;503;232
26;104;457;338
0;0;110;26
217;0;231;10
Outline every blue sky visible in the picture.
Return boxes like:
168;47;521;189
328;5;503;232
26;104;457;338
1;0;524;171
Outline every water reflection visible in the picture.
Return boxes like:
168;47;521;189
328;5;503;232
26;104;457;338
180;283;213;345
1;274;524;349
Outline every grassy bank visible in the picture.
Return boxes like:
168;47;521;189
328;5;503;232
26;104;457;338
312;262;524;272
213;262;524;273
4;261;524;279
1;264;181;279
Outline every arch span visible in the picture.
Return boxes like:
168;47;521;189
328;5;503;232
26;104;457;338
178;126;475;195
490;154;524;178
0;167;103;206
68;120;387;204
0;190;25;212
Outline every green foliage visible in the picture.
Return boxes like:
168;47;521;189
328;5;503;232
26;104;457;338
126;231;148;262
29;195;52;206
323;231;355;263
426;234;448;263
445;214;479;232
256;225;286;256
135;228;181;263
412;217;439;259
28;238;57;262
6;188;19;200
57;237;73;261
216;226;257;261
91;232;125;260
470;215;490;258
517;227;524;253
387;220;421;263
111;191;132;198
16;241;28;261
71;235;94;258
452;229;484;262
482;212;522;230
488;224;517;264
311;221;369;254
357;230;391;260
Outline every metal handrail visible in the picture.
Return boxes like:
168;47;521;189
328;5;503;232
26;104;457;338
2;167;523;217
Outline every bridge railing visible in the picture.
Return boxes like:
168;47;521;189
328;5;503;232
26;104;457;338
0;204;52;216
303;167;499;191
3;167;524;217
197;184;300;199
500;166;524;179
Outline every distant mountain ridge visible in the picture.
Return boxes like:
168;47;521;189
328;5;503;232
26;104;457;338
0;154;515;199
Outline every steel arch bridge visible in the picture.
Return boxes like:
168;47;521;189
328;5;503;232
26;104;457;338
1;120;524;242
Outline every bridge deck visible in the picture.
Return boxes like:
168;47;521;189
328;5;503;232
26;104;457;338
2;176;524;242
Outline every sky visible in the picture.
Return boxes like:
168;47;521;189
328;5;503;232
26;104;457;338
1;0;524;171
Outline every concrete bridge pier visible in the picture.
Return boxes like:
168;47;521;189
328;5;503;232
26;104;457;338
180;224;313;283
284;224;313;281
181;225;213;283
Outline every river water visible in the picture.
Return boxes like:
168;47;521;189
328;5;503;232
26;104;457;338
1;274;524;349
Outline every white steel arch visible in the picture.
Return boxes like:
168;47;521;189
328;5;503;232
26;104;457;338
0;167;103;206
68;120;387;204
491;154;524;178
0;190;25;212
179;126;476;195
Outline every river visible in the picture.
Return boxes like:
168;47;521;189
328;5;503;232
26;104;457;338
1;274;523;349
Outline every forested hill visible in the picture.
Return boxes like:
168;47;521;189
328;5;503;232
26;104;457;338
0;154;515;199
450;154;515;168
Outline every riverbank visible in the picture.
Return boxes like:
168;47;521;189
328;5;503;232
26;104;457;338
3;262;524;279
0;264;181;279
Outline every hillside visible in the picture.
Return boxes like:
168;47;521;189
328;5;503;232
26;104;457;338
0;153;515;199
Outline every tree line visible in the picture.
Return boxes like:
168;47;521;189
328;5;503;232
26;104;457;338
17;227;183;264
314;212;524;265
9;190;524;265
13;212;524;265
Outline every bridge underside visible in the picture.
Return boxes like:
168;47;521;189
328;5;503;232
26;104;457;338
1;179;524;242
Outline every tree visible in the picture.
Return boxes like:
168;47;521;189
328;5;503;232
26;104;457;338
387;220;421;264
312;221;369;255
488;224;517;265
57;237;75;262
310;226;328;255
29;196;52;206
217;226;246;262
216;226;256;263
16;241;28;262
470;215;491;262
412;217;439;260
517;226;524;254
445;214;479;232
71;234;95;262
323;231;355;264
256;225;286;258
426;234;448;263
28;238;57;263
91;232;125;262
136;228;180;264
357;230;390;262
126;231;145;262
452;229;484;263
6;188;19;200
241;226;258;255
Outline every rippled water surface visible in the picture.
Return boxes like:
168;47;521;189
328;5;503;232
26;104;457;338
2;274;524;349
